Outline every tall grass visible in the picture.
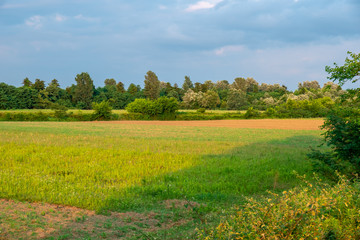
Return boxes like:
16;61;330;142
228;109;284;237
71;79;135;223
0;122;324;211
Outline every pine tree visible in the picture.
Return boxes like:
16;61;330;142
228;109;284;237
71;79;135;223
144;71;160;100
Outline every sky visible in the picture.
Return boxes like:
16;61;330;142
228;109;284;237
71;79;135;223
0;0;359;90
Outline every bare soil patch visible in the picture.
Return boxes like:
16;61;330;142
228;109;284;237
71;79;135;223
0;199;195;239
100;119;324;130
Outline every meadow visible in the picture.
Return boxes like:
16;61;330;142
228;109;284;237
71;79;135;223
0;120;324;239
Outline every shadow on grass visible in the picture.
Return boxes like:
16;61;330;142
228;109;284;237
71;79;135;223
99;134;324;212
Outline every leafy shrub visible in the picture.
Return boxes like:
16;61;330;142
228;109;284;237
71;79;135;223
265;97;334;118
199;175;360;239
126;97;179;117
244;107;261;119
197;108;206;113
0;111;50;121
92;100;113;120
50;103;68;119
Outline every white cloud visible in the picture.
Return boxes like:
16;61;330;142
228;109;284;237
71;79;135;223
186;0;223;12
25;15;44;29
159;5;167;10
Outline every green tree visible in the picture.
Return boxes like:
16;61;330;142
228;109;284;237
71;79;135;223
0;83;17;109
325;51;360;85
74;72;94;109
194;82;203;93
16;86;37;109
127;83;139;95
227;89;247;110
22;77;32;87
232;77;247;91
310;52;360;178
104;78;116;86
33;79;45;92
182;76;193;91
46;79;61;102
116;81;125;93
144;71;160;100
201;90;220;109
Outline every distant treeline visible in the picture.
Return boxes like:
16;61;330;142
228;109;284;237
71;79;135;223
0;71;348;116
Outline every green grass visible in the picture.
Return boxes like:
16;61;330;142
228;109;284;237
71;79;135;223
0;109;238;114
0;121;324;214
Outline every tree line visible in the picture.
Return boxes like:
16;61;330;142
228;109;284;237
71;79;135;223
0;70;346;111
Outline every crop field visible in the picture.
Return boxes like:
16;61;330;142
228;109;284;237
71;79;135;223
0;120;325;239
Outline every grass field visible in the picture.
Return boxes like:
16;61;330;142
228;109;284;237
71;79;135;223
0;120;325;239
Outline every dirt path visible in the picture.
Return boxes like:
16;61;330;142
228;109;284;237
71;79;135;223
100;119;324;130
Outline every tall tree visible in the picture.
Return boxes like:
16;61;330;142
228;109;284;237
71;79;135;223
22;77;32;87
144;70;160;100
298;81;321;91
227;89;247;110
116;81;125;93
46;79;61;102
232;77;247;91
104;78;116;86
127;83;139;95
182;76;194;91
33;79;45;92
74;72;94;109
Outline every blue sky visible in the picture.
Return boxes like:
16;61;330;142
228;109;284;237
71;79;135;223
0;0;359;90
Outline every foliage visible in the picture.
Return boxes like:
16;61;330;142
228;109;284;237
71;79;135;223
309;108;360;178
227;88;247;110
144;70;160;100
267;97;334;118
310;52;360;178
199;175;360;239
0;69;350;113
50;103;68;119
182;89;204;109
116;81;125;93
197;108;206;113
92;100;113;120
298;80;321;91
126;97;179;116
182;75;194;91
325;51;360;85
244;107;261;119
201;90;220;109
74;72;94;109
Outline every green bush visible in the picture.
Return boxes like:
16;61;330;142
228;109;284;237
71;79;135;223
50;103;68;119
199;175;360;239
92;100;113;120
197;108;206;113
264;97;334;119
126;97;179;117
0;111;51;121
244;107;261;119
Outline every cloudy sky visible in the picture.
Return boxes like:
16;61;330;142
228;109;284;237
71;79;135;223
0;0;359;90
